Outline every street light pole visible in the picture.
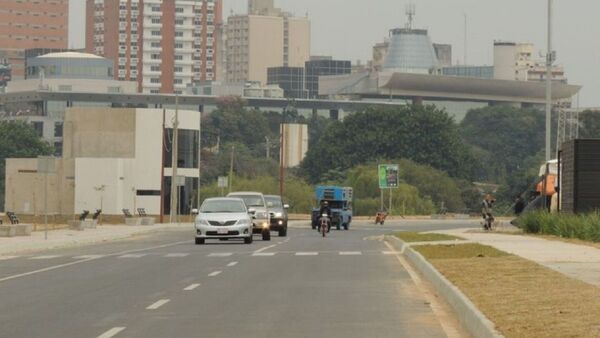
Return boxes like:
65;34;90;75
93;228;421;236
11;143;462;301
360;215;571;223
170;96;180;224
545;0;553;161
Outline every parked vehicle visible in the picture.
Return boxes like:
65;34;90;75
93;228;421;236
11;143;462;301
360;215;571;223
194;198;253;245
311;186;353;230
264;195;289;237
227;192;271;241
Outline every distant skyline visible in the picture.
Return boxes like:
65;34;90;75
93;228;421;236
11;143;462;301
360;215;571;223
69;1;600;107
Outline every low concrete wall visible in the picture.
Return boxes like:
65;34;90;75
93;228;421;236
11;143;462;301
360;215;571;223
386;236;504;338
0;224;32;237
68;220;97;231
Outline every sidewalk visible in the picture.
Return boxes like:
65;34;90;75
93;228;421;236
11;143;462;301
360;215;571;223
434;227;600;287
0;223;191;256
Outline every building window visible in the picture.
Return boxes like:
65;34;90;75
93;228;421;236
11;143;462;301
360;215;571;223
150;78;161;84
32;122;44;137
54;122;63;137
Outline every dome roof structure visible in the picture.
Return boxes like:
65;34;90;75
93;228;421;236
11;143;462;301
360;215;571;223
382;28;439;74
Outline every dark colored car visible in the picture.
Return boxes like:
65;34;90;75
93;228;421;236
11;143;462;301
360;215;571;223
264;195;289;237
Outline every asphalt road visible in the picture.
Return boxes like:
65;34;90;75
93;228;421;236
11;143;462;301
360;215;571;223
0;219;479;338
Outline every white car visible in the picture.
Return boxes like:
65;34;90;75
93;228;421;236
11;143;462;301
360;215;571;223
227;192;271;241
194;197;253;245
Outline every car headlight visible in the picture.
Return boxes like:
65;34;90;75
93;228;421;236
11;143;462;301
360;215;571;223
274;212;283;218
196;219;209;227
237;219;251;226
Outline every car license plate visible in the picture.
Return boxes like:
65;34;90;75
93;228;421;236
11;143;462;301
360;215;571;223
217;228;228;235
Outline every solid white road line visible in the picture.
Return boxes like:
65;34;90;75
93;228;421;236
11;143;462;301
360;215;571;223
184;283;201;291
146;299;170;310
227;261;238;267
208;271;222;277
208;253;232;257
253;244;277;254
295;252;318;256
252;252;276;256
0;256;19;261
339;251;362;255
73;255;105;259
164;253;189;258
97;327;126;338
382;251;400;255
29;255;62;260
118;254;147;258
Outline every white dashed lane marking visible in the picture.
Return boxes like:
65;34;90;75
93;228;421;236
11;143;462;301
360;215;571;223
29;255;62;260
252;252;276;256
97;327;126;338
73;255;105;259
208;271;222;277
253;244;277;254
227;261;238;267
208;253;233;257
339;251;362;256
295;252;318;256
146;299;170;310
118;254;147;258
164;253;189;258
184;283;201;291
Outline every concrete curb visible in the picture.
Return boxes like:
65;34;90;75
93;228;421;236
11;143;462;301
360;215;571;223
385;235;504;338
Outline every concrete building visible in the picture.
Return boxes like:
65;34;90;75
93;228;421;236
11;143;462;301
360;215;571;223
86;0;223;94
4;107;201;216
226;1;310;85
0;0;69;80
2;52;137;154
433;44;452;67
493;41;566;82
371;40;389;72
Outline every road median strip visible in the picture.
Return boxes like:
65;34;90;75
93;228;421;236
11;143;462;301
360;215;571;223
387;234;600;338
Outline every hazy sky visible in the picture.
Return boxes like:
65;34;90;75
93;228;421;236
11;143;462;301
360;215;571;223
69;0;600;107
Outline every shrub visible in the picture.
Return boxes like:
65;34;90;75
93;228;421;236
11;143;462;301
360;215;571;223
519;211;600;242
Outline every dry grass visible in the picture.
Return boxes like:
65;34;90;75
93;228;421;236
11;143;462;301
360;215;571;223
395;232;465;242
414;244;600;338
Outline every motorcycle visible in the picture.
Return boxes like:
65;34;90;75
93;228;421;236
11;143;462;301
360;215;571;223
375;211;387;225
318;214;330;237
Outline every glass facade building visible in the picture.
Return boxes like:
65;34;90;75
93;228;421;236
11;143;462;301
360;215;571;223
382;28;439;74
25;52;114;80
305;59;351;99
442;66;494;79
267;66;307;99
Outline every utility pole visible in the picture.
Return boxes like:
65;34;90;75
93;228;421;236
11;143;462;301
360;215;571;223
265;136;270;159
169;95;179;224
197;110;201;209
279;124;286;196
228;145;235;193
545;0;553;161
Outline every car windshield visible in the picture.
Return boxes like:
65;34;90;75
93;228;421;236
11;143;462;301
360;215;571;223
265;196;282;208
200;200;246;213
230;195;264;207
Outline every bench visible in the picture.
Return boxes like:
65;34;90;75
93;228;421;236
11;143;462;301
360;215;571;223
0;212;32;237
123;208;154;226
69;210;96;230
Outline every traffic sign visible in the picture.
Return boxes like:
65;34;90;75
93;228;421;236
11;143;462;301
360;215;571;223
218;176;228;188
378;164;399;188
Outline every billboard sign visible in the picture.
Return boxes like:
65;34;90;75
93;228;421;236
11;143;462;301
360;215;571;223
378;164;399;188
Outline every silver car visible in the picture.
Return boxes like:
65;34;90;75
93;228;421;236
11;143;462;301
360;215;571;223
227;192;271;241
194;198;253;245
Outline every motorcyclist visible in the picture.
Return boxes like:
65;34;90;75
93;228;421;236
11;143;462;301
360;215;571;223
318;201;331;232
481;194;495;230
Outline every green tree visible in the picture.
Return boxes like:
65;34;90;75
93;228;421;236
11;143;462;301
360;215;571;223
301;105;478;183
0;120;53;210
579;110;600;138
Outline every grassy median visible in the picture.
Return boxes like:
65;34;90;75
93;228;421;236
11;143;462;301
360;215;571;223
413;243;600;338
394;232;464;242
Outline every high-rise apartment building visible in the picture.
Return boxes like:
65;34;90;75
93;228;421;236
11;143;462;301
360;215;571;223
493;41;565;82
0;0;69;80
227;1;310;85
86;0;223;94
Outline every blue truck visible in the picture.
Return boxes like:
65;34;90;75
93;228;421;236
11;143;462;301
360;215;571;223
311;186;353;230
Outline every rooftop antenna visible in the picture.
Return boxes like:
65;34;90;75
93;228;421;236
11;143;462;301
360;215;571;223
405;3;416;30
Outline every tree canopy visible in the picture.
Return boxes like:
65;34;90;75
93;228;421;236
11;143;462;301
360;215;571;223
0;120;53;210
300;105;478;183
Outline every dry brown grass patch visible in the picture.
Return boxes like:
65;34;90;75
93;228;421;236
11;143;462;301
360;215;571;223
415;244;600;338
